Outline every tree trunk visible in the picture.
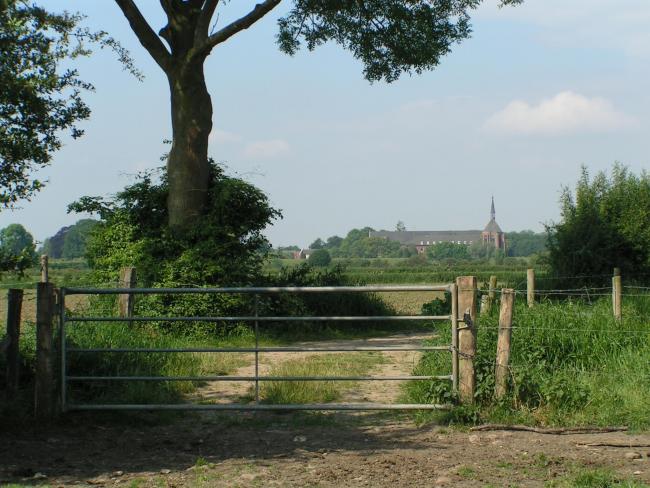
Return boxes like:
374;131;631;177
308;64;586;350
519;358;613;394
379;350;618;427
167;60;212;229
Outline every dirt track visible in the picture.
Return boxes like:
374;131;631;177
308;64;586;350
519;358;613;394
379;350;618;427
193;332;432;405
1;414;649;487
2;331;648;487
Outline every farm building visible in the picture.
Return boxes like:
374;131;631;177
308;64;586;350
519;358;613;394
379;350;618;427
370;198;506;254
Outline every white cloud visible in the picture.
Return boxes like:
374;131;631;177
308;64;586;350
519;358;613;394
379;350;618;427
484;91;636;135
243;139;290;159
209;128;242;144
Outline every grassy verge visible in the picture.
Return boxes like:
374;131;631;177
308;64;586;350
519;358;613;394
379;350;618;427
257;352;386;404
546;467;650;487
406;296;650;428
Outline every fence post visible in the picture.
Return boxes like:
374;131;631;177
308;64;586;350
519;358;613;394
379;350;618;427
40;255;49;283
527;268;535;308
456;276;477;404
612;268;622;321
480;294;489;316
35;282;55;419
450;283;459;395
495;288;515;399
118;267;137;318
488;275;497;312
5;289;23;398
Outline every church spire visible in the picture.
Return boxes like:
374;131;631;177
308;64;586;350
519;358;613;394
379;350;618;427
490;196;495;221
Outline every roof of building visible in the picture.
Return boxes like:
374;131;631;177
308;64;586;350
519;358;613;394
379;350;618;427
483;218;503;233
370;230;483;245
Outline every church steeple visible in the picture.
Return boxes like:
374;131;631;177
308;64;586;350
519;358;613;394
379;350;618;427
490;196;495;221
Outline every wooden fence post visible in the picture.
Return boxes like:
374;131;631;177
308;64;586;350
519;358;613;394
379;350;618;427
480;294;489;316
488;275;497;312
40;255;49;283
612;268;622;321
456;276;477;404
495;288;515;399
35;282;55;419
5;289;23;398
118;267;137;318
527;268;535;308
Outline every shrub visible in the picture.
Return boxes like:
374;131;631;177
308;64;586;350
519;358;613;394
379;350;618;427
308;249;331;267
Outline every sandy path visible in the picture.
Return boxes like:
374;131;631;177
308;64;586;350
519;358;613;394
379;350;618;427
192;331;437;405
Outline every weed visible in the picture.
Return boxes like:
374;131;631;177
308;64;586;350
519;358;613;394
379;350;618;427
258;353;385;404
457;465;477;479
545;467;650;487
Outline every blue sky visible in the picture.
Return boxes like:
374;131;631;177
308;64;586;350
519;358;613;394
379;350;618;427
2;0;649;247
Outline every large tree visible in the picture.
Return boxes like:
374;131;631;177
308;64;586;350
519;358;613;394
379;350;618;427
114;0;522;229
0;0;136;208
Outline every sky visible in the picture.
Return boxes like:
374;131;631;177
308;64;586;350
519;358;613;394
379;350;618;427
2;0;650;248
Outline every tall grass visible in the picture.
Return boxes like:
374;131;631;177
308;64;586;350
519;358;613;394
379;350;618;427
407;295;650;428
258;353;385;404
65;321;253;404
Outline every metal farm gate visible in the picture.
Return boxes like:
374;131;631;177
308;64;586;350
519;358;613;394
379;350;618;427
59;284;459;412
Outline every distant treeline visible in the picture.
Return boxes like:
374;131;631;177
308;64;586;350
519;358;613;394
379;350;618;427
281;227;547;259
40;219;98;259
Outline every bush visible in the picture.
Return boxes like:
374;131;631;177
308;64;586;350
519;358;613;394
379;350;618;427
547;164;650;286
308;249;331;267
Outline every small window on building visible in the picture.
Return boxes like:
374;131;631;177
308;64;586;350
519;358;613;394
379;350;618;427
427;241;430;245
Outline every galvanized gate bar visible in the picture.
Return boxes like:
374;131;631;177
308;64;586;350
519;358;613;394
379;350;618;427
67;346;451;353
60;284;459;412
67;403;453;411
64;285;452;295
67;375;452;382
65;315;452;322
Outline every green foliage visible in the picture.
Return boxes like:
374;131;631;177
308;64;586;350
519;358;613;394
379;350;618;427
506;230;547;257
313;227;406;258
547;164;650;285
70;162;280;288
308;249;331;267
421;293;451;316
0;1;137;207
309;238;324;249
41;219;98;259
0;223;37;272
278;0;522;83
427;241;470;260
407;297;650;428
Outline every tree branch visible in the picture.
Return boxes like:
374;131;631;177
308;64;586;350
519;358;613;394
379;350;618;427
193;0;281;57
114;0;172;71
194;0;219;45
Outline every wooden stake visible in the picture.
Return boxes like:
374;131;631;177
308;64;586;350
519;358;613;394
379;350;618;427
35;282;55;419
118;267;137;318
40;255;49;283
612;268;622;321
527;268;535;308
6;289;23;397
488;275;497;312
456;276;477;404
495;288;515;399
